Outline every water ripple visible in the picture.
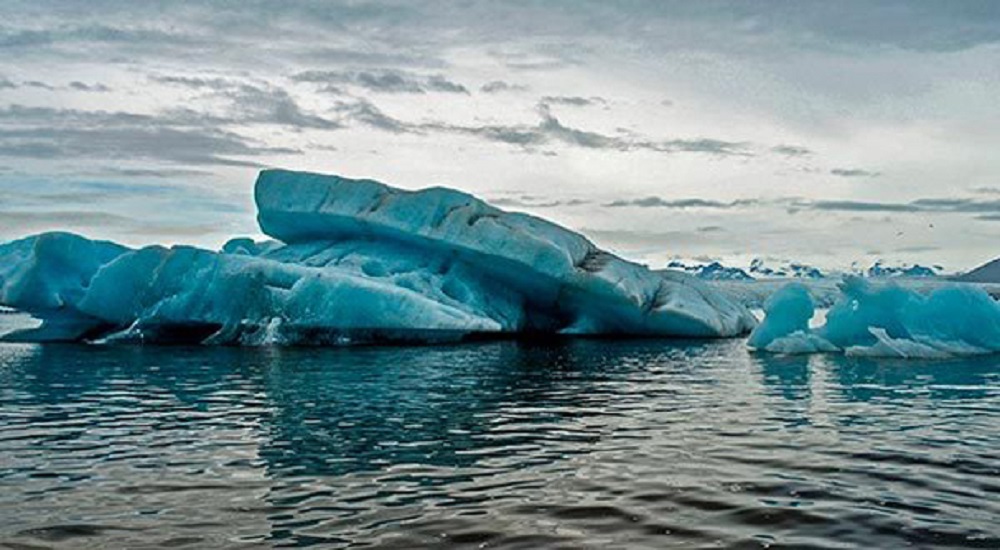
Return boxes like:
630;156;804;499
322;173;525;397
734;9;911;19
1;332;998;548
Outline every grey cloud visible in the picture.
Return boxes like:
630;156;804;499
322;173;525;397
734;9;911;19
802;197;1000;214
0;210;138;235
603;194;1000;216
154;77;341;130
151;75;238;90
831;168;880;178
0;126;290;167
895;245;941;253
507;105;748;155
911;198;1000;212
333;99;412;134
68;81;111;92
0;79;112;92
697;225;724;233
490;195;590;208
605;197;759;208
712;1;1000;53
480;80;528;93
540;95;607;107
976;214;1000;221
0;105;298;167
292;69;469;94
85;166;213;178
316;84;346;95
498;54;580;72
0;24;202;50
0;179;245;213
3;2;999;63
337;98;749;156
301;46;445;68
535;106;620;148
772;144;812;157
22;80;55;90
422;75;469;94
0;208;239;240
219;84;341;129
807;199;918;212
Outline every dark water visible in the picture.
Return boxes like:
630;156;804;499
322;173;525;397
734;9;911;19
1;318;999;548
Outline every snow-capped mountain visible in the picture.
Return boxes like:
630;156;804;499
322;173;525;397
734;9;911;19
859;261;942;278
666;260;753;281
748;259;825;279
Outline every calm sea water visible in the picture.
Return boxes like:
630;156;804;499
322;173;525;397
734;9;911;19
1;313;998;549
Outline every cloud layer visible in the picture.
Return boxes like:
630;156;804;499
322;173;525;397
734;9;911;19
0;1;998;270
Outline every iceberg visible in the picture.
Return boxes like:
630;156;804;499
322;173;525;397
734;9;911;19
0;169;756;345
749;276;1000;358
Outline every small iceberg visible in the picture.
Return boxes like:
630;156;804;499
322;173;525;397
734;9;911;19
0;169;757;345
749;276;1000;358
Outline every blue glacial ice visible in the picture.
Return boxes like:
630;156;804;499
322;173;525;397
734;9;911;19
749;276;1000;358
0;169;757;345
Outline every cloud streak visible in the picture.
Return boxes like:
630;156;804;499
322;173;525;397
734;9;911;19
337;100;752;156
293;69;469;94
480;80;528;93
831;168;880;178
605;197;760;208
0;105;298;167
604;194;1000;217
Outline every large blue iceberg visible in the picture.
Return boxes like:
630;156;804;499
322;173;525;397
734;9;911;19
0;169;757;345
749;277;1000;358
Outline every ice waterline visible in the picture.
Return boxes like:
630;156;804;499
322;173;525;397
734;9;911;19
0;169;756;345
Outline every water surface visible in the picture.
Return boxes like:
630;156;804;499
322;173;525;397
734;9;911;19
1;314;998;548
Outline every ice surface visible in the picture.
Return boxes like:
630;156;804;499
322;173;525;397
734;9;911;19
0;233;128;341
749;276;1000;358
747;283;815;350
0;169;756;345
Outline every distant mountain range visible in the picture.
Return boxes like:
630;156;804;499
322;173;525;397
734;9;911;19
666;261;753;281
666;258;944;281
862;260;941;278
749;259;824;279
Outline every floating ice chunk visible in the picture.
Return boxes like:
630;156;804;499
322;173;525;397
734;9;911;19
0;169;757;344
750;276;1000;358
747;283;815;350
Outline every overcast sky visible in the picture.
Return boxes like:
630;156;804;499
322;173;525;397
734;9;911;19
1;0;999;272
